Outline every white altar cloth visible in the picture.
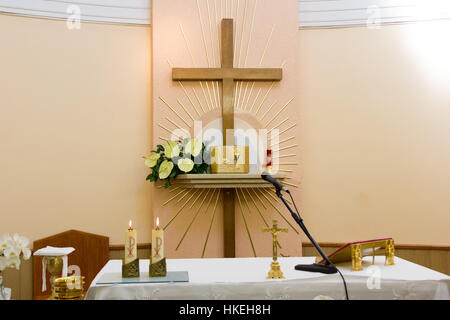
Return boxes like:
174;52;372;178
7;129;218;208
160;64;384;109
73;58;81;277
86;256;449;300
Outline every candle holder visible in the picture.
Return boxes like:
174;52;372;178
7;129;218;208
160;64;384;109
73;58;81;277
122;258;140;278
150;258;167;277
267;261;285;279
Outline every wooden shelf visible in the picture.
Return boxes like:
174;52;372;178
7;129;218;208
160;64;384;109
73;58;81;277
175;173;284;189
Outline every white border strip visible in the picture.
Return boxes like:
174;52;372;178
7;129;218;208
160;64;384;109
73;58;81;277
299;0;450;29
0;1;449;28
0;0;151;25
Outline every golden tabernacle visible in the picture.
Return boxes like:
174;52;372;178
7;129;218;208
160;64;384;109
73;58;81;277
211;146;249;174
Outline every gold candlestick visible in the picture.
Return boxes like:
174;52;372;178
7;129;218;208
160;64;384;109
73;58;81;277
263;220;288;279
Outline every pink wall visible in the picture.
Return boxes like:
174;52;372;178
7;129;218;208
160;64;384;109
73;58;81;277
152;0;302;258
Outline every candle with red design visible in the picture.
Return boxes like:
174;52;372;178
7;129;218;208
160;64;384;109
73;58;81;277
151;217;164;264
125;220;137;264
266;148;272;173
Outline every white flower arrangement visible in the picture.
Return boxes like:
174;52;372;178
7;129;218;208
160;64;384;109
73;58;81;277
144;138;209;188
0;234;31;272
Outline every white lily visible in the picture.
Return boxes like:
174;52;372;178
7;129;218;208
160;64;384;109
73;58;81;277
13;234;29;252
3;245;21;259
0;234;13;252
22;247;31;260
6;256;21;270
0;256;7;272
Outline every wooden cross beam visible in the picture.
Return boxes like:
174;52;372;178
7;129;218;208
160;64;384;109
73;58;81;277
172;19;283;257
173;18;282;145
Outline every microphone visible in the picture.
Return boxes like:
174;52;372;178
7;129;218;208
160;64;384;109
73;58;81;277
261;172;288;192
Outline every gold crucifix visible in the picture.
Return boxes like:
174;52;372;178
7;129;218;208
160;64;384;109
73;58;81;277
172;19;283;258
263;219;288;279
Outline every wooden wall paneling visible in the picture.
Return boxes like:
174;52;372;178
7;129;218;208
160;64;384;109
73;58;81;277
32;229;109;299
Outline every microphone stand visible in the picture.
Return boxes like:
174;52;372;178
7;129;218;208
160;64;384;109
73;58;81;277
276;188;338;274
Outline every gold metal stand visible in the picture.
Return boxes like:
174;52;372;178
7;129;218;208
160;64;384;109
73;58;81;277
122;258;140;278
150;258;167;277
349;239;395;271
385;239;395;266
351;244;363;271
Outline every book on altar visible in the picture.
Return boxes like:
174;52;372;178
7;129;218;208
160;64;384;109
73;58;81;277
316;238;393;264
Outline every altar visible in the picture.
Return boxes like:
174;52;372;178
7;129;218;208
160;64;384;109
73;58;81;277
86;256;450;300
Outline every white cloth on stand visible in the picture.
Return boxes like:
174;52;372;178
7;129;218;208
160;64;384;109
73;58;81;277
33;246;75;292
33;246;75;257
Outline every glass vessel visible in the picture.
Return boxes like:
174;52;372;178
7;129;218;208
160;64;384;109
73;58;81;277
0;274;11;300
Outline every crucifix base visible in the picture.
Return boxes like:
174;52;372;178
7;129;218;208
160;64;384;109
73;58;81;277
266;261;285;279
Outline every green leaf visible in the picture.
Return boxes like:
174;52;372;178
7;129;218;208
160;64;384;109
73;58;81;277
157;144;164;153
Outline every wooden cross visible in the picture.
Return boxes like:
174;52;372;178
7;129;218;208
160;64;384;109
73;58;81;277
172;19;283;257
263;220;288;262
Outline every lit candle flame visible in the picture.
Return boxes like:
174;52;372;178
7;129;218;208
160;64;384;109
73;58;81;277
156;217;160;230
128;220;133;230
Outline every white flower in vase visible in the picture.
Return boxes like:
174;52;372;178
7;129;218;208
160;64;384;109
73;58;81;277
22;247;31;260
13;234;29;249
3;245;21;260
13;234;31;260
0;233;30;300
0;234;13;252
6;257;21;270
0;233;31;272
0;256;8;272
